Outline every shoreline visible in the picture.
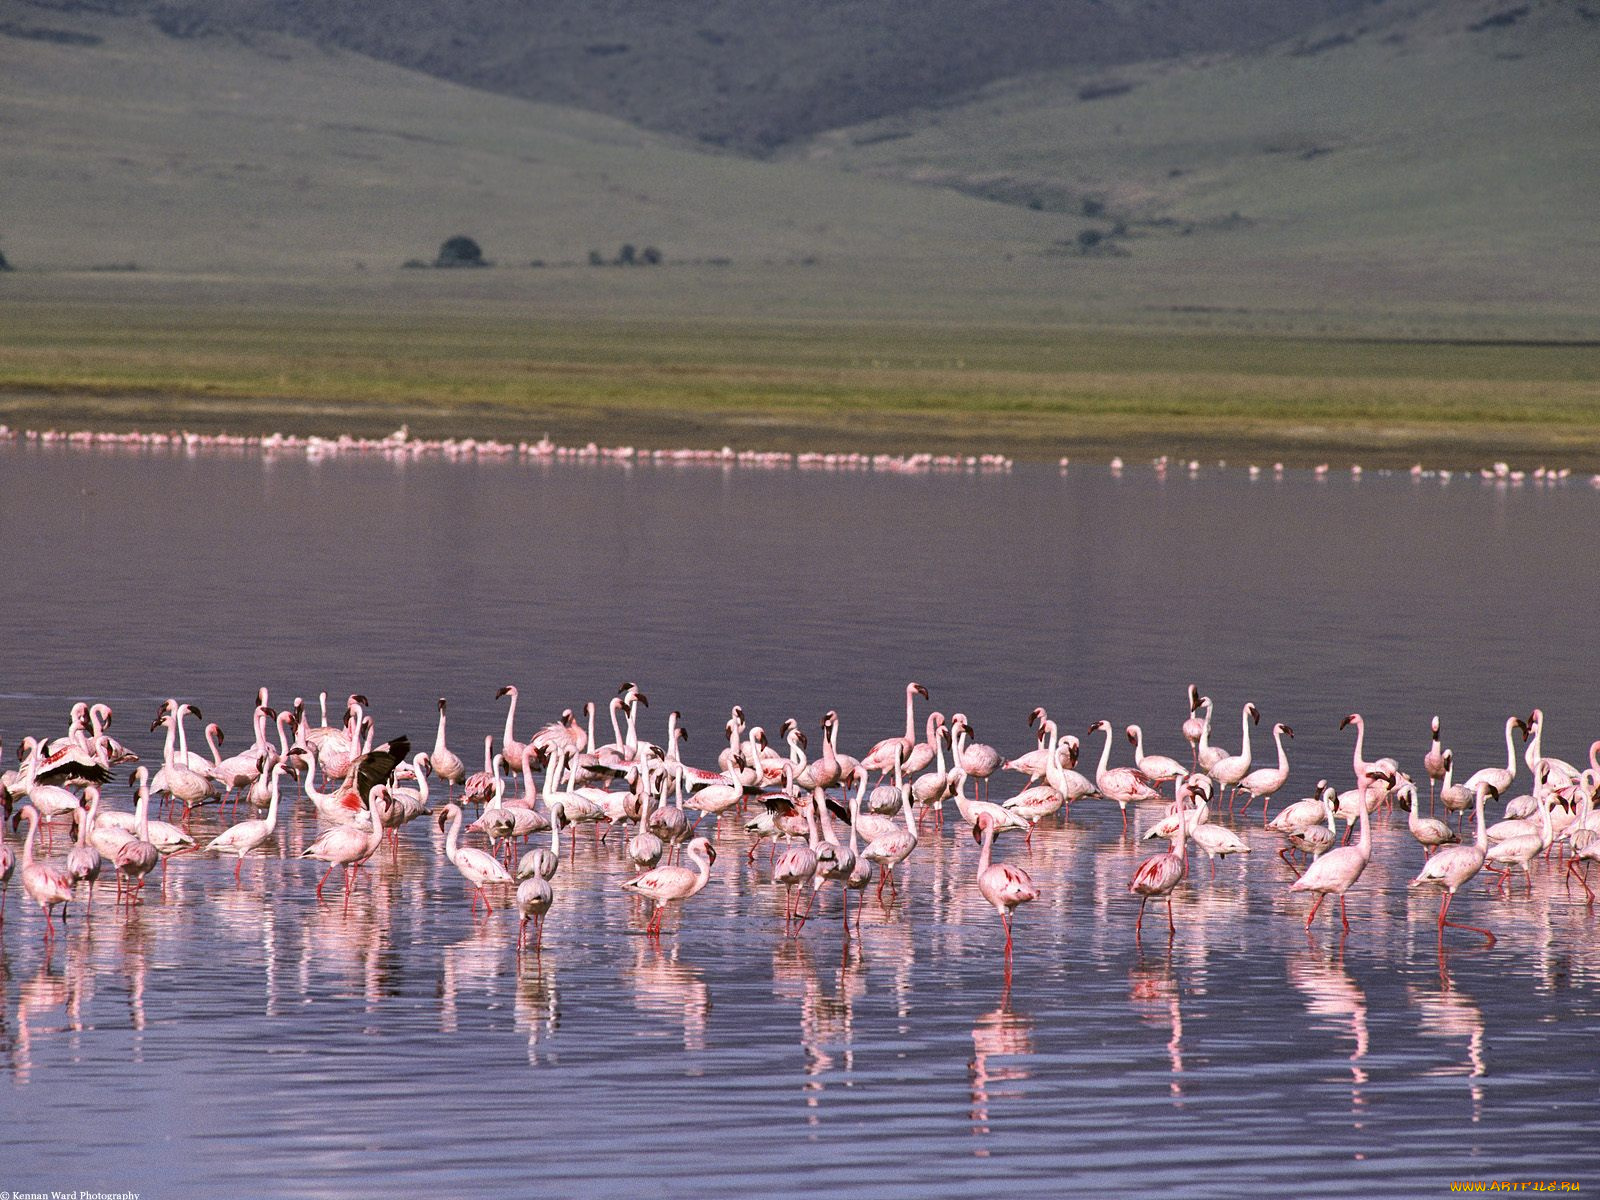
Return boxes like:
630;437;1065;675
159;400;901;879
3;417;1592;486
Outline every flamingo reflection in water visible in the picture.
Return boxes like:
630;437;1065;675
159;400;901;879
1129;955;1185;1100
1288;948;1369;1122
969;983;1035;1149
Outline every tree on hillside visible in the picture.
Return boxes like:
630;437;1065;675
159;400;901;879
435;236;488;267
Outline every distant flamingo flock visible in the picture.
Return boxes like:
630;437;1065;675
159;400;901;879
4;682;1598;974
3;423;1597;485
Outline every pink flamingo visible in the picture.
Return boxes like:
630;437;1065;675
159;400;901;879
1180;685;1206;766
429;698;467;792
496;684;530;772
1088;719;1161;833
1290;770;1387;933
113;772;161;907
1423;716;1449;807
1410;782;1496;944
972;812;1039;963
621;835;717;938
1130;784;1191;940
300;786;387;910
17;803;74;942
860;682;929;777
951;714;1003;797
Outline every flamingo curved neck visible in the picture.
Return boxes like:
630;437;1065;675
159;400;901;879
502;688;519;744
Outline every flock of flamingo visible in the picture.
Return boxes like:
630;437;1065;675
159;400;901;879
2;681;1597;971
4;423;1596;485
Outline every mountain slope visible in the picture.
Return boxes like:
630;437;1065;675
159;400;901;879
789;0;1599;311
0;10;1055;273
6;0;1376;151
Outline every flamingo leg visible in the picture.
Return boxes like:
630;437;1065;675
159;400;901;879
1338;893;1350;934
1305;892;1326;927
1568;857;1593;908
1135;897;1147;940
1439;889;1497;945
1002;911;1014;959
315;863;335;901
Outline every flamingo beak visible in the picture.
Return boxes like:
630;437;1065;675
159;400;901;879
1339;714;1355;730
496;685;513;698
914;684;929;700
705;844;718;864
1283;726;1295;739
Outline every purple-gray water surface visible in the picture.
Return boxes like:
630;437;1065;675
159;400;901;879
1;442;1597;1197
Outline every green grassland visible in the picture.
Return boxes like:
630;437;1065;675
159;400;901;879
3;287;1597;466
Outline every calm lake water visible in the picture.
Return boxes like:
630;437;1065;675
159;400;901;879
2;443;1599;1197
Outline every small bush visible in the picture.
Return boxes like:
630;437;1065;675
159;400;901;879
435;236;487;268
588;250;605;266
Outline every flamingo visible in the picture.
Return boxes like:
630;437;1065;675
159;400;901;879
1289;771;1381;933
1398;779;1458;857
1180;685;1206;766
516;870;554;954
206;760;290;881
1463;715;1528;798
771;791;820;935
113;773;161;907
1231;721;1291;822
862;777;919;903
16;804;74;941
461;736;498;807
430;698;467;792
1195;697;1226;773
66;788;105;911
1484;792;1553;897
1126;724;1187;791
438;800;515;915
1002;708;1064;785
621;835;717;938
0;830;13;924
1423;716;1449;806
1411;782;1497;944
1208;702;1262;803
1041;720;1097;804
1339;712;1401;802
517;801;565;885
859;681;929;776
1438;751;1473;830
496;684;530;772
809;785;857;930
972;812;1039;963
1130;783;1191;939
952;714;1003;798
1088;719;1162;833
300;786;387;910
1190;812;1251;878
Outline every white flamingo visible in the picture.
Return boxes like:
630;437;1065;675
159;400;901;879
437;801;514;916
1235;721;1294;821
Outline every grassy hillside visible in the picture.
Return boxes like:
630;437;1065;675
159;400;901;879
6;0;1374;152
794;0;1600;315
0;11;1054;274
